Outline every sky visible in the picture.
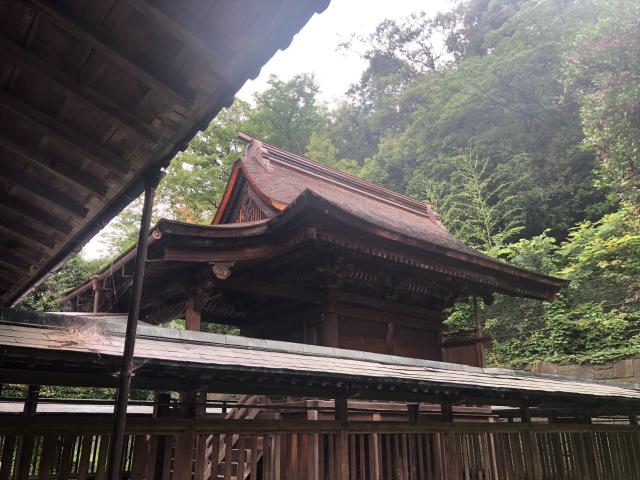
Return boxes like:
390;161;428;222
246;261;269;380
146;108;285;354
83;0;452;259
237;0;452;104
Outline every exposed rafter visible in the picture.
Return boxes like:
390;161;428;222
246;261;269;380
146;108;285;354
0;131;107;197
0;91;130;176
125;0;225;72
0;34;159;142
0;164;88;218
0;197;71;236
28;0;195;108
0;215;57;251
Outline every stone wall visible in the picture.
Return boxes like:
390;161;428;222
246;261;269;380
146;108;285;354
522;357;640;384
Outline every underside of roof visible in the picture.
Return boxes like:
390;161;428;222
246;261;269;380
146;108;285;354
0;0;329;307
1;308;639;412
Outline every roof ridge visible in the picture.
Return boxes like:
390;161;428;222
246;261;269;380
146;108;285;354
237;131;440;222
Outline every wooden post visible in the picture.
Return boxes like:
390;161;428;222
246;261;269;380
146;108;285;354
521;404;543;480
473;294;484;367
335;394;348;422
14;385;40;480
408;403;419;423
336;429;349;480
153;393;171;480
107;171;160;480
185;296;202;332
324;289;339;347
91;276;103;313
385;322;395;355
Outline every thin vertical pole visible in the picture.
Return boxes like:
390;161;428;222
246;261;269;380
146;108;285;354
107;173;160;480
473;294;484;367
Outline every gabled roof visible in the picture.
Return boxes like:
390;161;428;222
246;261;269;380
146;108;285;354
209;133;567;298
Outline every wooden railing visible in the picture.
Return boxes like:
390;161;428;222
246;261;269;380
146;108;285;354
1;417;640;479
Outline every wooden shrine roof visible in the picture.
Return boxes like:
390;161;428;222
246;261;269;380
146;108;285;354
210;133;567;296
0;0;328;307
1;308;639;412
62;189;567;306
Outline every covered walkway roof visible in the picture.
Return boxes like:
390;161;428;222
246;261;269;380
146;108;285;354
1;308;639;414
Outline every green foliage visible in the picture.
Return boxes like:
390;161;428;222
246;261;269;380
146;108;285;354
19;254;106;312
420;150;524;250
566;4;640;206
485;207;640;366
244;74;327;155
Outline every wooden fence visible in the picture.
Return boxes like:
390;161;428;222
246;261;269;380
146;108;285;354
1;418;640;479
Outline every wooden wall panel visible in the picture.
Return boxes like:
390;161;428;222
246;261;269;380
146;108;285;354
338;316;387;354
393;326;440;361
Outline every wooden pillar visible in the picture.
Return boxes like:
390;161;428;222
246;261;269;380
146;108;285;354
323;289;339;348
185;296;202;332
335;394;348;422
385;322;395;355
336;429;349;480
15;385;40;480
152;393;171;480
521;404;543;480
407;403;419;423
91;276;103;313
473;294;484;367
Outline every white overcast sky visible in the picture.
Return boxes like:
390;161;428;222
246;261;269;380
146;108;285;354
237;0;452;103
83;0;452;259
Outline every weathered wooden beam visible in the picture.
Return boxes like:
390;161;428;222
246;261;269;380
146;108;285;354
0;277;14;291
142;300;187;326
0;91;129;176
324;289;339;348
335;291;442;321
125;0;224;69
1;416;637;436
0;245;42;268
334;303;442;332
0;33;159;142
0;131;107;197
0;268;21;284
29;0;194;107
0;214;57;251
0;163;89;217
0;196;71;235
185;296;202;331
0;250;33;273
217;278;324;304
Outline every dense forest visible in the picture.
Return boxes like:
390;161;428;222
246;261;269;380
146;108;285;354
23;0;640;368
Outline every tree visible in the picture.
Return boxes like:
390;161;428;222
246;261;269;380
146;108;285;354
19;254;106;312
244;74;327;155
423;150;524;251
566;8;640;207
157;100;251;223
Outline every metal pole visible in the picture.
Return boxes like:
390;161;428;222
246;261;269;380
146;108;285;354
107;173;160;480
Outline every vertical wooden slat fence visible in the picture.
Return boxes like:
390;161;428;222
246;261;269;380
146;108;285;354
2;422;640;479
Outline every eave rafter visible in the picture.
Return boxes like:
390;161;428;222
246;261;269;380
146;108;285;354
0;33;159;143
0;130;106;198
28;0;196;108
0;163;88;218
125;0;225;72
0;197;71;236
0;90;130;177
